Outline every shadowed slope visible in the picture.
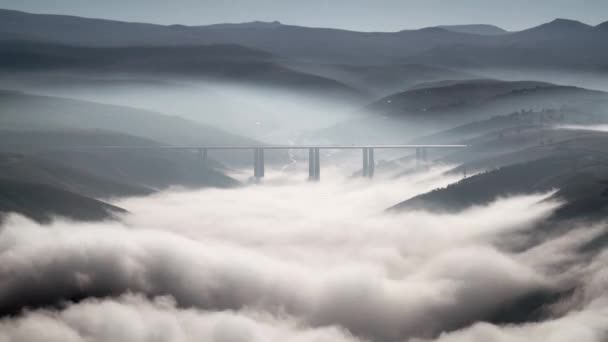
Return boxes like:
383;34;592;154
0;179;125;223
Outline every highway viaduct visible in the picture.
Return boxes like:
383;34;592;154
75;145;467;181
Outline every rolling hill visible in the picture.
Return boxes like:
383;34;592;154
0;179;125;223
0;129;240;194
0;151;153;199
369;79;608;122
0;128;241;222
284;62;477;96
390;151;608;224
0;89;254;148
0;40;364;99
316;79;608;144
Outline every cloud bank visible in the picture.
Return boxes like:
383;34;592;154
0;169;606;341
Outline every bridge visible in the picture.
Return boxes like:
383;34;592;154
76;144;466;181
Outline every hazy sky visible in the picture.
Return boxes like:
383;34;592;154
1;0;607;31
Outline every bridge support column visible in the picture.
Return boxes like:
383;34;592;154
313;148;320;181
362;148;375;178
362;148;369;177
254;148;265;180
198;148;208;169
416;147;425;169
416;147;429;170
368;148;375;178
308;148;315;180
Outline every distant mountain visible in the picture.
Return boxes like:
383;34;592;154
0;90;254;147
285;62;477;96
203;21;283;29
0;9;495;64
516;18;594;37
0;179;124;223
369;79;608;124
405;20;608;71
436;24;508;35
411;107;604;147
0;9;202;45
0;40;364;99
317;79;608;144
0;9;606;69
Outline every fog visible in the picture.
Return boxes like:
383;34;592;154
556;124;608;133
0;74;365;143
1;167;606;341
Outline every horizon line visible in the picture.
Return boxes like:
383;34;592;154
1;8;605;34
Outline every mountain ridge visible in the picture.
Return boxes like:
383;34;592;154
436;24;508;35
2;9;606;66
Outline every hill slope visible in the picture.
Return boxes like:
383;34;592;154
391;155;608;223
0;130;240;192
0;179;124;223
0;40;364;99
0;90;254;147
318;79;608;144
370;79;608;121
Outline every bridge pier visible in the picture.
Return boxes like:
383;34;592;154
416;147;428;169
362;148;369;177
369;148;375;177
309;148;315;180
314;148;320;181
308;148;320;181
198;148;208;169
254;148;265;179
362;148;375;178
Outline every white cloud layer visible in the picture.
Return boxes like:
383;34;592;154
555;124;608;133
0;169;606;341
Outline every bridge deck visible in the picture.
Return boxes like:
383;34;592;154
37;144;466;181
62;144;467;150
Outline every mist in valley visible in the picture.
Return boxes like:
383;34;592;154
0;74;364;142
3;169;607;341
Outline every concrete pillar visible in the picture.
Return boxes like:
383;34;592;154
313;148;320;181
254;149;260;178
368;148;375;178
309;148;315;180
362;148;369;177
198;148;208;169
259;148;265;178
254;148;265;179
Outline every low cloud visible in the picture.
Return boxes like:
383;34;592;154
0;169;605;341
554;124;608;133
